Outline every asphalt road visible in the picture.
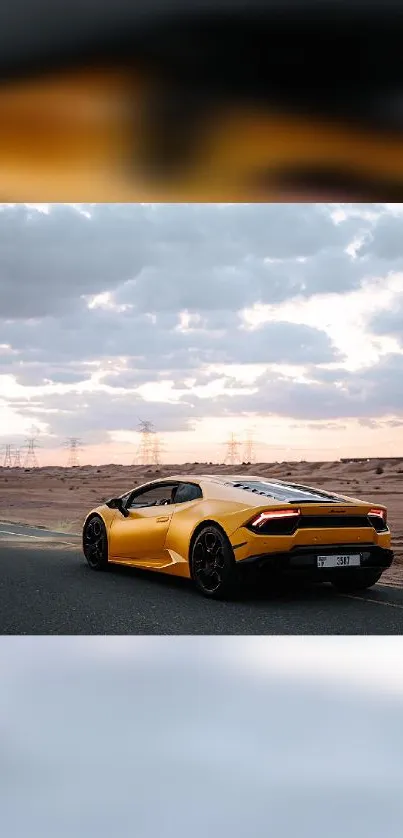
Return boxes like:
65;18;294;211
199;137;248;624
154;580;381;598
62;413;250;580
1;522;403;634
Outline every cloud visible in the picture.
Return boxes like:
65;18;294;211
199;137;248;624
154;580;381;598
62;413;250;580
220;353;403;421
1;306;340;377
6;351;403;442
1;202;403;445
368;299;403;345
10;390;203;440
2;362;93;387
0;202;364;323
358;213;403;262
0;203;148;319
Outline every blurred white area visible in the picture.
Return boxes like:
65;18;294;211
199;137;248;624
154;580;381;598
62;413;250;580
1;637;403;837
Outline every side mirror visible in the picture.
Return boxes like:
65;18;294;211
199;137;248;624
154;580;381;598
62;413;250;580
105;497;130;518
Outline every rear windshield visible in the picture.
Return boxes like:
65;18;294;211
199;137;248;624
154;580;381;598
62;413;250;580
230;480;342;504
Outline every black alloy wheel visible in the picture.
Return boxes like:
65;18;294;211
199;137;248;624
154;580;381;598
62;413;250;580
83;515;109;571
190;525;239;599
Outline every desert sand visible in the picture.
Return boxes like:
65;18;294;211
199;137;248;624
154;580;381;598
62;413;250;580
1;458;402;584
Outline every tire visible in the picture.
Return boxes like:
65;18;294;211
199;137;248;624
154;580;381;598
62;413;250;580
331;568;383;594
83;515;109;571
190;525;240;599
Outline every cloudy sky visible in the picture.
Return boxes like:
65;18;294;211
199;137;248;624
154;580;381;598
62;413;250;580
1;201;403;465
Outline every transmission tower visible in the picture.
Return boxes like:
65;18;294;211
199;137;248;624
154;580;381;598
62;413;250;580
224;433;242;466
24;428;40;468
134;420;156;465
13;448;22;468
152;435;160;466
65;437;83;468
242;428;256;463
152;434;166;466
3;444;13;468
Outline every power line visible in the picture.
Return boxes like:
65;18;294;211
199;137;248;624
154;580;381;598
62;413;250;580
13;448;22;468
242;427;257;463
2;444;13;468
65;437;83;468
134;420;156;465
223;432;242;466
132;420;166;466
24;427;40;468
151;435;163;466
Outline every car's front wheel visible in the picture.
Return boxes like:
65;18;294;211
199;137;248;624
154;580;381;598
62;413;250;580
83;515;109;571
331;568;383;594
190;525;239;599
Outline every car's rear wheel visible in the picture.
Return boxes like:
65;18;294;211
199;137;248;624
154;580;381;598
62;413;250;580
83;515;109;571
190;525;239;599
331;568;383;594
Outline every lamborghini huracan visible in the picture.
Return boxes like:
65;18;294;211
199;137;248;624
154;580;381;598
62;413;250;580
82;475;394;598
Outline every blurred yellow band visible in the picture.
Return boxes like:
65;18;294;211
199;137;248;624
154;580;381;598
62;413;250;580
0;67;402;200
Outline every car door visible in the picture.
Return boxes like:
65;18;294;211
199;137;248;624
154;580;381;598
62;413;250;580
109;482;177;564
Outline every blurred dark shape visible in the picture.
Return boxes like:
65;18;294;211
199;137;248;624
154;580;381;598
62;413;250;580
1;0;403;199
254;166;403;200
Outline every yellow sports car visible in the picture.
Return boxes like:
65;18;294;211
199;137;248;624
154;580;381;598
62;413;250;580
82;475;394;598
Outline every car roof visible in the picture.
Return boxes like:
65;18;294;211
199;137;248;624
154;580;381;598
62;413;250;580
156;474;348;504
141;474;265;489
160;474;264;483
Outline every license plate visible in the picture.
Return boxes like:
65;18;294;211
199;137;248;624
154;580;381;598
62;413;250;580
317;554;361;568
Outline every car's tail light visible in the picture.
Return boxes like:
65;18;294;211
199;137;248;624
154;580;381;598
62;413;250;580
368;509;387;524
249;508;301;529
368;507;388;529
